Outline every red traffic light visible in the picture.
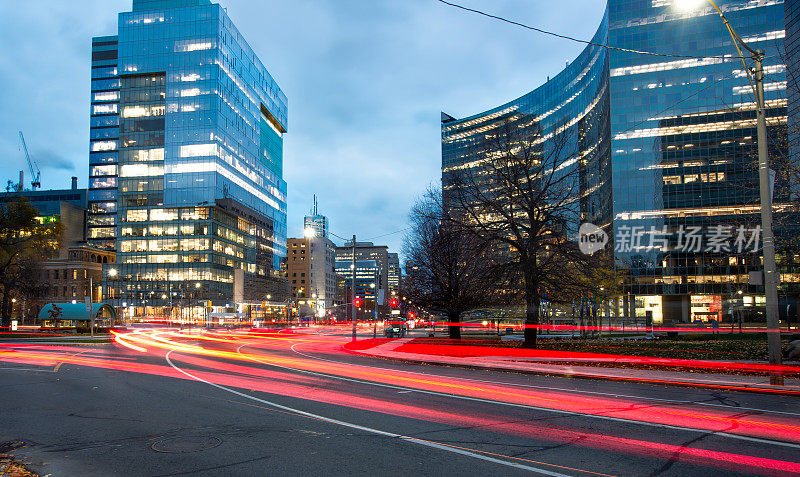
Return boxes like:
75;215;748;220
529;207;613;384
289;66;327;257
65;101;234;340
409;312;415;319
390;298;398;308
354;297;362;307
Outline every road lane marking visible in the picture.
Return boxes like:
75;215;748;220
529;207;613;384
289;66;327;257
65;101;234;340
165;350;579;476
0;366;55;372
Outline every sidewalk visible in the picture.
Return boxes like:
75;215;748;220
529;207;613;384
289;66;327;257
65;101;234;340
345;338;800;394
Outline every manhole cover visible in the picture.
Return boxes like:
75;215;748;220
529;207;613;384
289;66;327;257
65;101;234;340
151;436;222;454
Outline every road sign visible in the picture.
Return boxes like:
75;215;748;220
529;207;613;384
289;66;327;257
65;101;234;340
391;310;400;315
11;320;17;331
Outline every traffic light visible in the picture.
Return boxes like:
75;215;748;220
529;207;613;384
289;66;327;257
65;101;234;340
390;298;399;308
354;297;362;308
409;311;415;320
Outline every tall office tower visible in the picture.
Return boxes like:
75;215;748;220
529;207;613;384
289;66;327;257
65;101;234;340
788;0;800;165
387;253;400;296
608;0;789;323
443;1;794;324
286;236;337;316
335;242;390;295
98;0;289;315
303;195;328;238
88;36;121;250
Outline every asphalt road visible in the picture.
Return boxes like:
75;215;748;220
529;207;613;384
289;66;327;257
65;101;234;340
1;327;799;477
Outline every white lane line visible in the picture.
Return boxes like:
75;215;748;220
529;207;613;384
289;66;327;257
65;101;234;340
239;343;800;450
290;341;800;418
164;350;571;476
0;367;55;372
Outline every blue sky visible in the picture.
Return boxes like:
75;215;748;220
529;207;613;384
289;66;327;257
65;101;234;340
0;0;606;256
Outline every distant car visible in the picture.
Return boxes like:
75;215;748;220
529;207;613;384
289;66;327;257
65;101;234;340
384;324;405;338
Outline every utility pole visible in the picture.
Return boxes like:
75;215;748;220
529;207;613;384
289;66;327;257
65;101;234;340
699;0;783;385
754;50;783;385
351;235;357;341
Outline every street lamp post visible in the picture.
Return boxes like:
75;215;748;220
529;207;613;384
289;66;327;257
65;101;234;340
681;0;782;384
351;235;357;341
371;282;377;338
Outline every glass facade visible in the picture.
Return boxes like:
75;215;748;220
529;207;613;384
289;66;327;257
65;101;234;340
88;36;120;250
335;260;381;301
93;0;288;309
608;0;789;323
442;0;795;323
442;10;613;235
304;214;329;238
788;0;800;161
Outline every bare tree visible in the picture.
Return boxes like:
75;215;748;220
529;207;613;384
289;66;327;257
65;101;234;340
442;116;610;347
403;188;499;339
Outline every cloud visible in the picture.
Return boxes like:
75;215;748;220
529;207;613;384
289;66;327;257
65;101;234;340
31;149;76;172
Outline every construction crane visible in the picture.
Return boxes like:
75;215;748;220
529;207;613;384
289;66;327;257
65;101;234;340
18;131;41;190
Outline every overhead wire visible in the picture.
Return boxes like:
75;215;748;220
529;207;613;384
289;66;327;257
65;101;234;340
435;0;731;60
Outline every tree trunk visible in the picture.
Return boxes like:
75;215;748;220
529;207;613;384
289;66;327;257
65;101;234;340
523;285;540;348
1;290;11;328
447;310;462;340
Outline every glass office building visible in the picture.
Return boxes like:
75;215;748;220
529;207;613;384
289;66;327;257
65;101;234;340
441;10;613;264
94;0;288;313
442;0;795;323
788;0;800;161
608;0;789;324
88;36;121;250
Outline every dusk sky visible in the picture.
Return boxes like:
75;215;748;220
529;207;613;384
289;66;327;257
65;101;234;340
0;0;606;256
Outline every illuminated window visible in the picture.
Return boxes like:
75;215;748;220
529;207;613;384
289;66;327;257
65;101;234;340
125;148;164;162
180;88;202;97
663;175;682;185
180;73;202;82
89;227;115;239
120;164;164;177
180;143;217;157
93;91;119;102
150;209;179;221
126;210;148;222
175;39;215;52
91;141;117;152
122;104;165;118
90;165;117;177
93;104;118;115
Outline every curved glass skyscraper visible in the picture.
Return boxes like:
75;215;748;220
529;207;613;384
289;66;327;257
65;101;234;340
443;10;612;233
443;0;793;324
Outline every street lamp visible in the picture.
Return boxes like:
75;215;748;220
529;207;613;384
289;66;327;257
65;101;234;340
677;0;782;384
108;268;118;278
